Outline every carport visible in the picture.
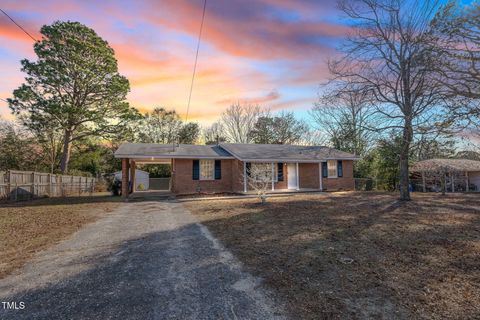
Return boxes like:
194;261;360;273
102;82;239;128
119;157;173;197
411;159;480;192
115;144;178;198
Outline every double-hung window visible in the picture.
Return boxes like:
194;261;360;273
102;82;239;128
200;159;215;180
327;160;337;178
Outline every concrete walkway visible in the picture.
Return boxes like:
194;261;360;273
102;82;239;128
0;201;286;320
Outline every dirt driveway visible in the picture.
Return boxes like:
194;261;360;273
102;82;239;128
0;201;285;320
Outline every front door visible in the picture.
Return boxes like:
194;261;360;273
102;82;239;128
287;163;297;189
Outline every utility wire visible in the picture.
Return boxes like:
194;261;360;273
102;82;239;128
0;8;37;42
0;98;8;103
185;0;207;122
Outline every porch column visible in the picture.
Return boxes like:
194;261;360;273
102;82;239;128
422;171;426;192
271;162;275;191
295;162;299;190
170;158;175;192
130;160;136;193
452;174;455;193
319;163;323;191
121;158;129;199
243;161;247;193
466;171;469;192
444;173;448;193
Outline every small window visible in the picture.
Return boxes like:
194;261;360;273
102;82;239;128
200;159;215;180
327;160;337;178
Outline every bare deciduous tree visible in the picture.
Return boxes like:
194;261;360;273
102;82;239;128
431;1;480;138
220;103;262;143
311;86;377;156
249;111;309;144
244;163;275;203
135;107;182;144
432;1;480;99
203;122;227;145
330;0;450;200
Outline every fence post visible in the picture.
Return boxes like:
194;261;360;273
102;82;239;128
47;173;51;196
60;175;64;197
6;171;11;201
31;172;35;200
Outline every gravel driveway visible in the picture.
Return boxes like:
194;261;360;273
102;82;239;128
0;200;286;320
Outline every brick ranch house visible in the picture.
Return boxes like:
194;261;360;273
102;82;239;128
114;143;359;198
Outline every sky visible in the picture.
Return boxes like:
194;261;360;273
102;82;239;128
0;0;350;125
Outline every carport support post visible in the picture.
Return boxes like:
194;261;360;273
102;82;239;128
422;171;426;193
295;162;299;190
121;158;130;199
130;160;136;193
466;171;469;192
451;174;455;193
243;161;247;193
271;162;275;191
318;163;323;191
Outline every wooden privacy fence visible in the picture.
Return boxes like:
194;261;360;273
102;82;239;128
0;170;95;202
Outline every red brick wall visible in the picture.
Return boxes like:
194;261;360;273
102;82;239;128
322;160;355;191
171;159;235;195
231;159;244;192
171;159;355;194
299;163;320;189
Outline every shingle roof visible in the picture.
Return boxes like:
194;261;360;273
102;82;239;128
114;143;234;159
114;142;359;162
219;143;358;162
411;159;480;172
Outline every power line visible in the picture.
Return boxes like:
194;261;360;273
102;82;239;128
0;8;37;42
0;98;8;103
185;0;207;122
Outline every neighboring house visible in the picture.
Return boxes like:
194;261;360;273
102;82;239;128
114;169;150;191
411;158;480;192
114;143;359;197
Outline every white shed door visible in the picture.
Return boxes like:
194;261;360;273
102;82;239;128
287;163;297;189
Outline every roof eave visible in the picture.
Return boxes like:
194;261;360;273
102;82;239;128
114;154;235;160
238;157;360;162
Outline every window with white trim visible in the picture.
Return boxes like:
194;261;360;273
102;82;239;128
327;160;337;178
200;159;215;180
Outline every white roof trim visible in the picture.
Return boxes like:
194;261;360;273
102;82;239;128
114;154;234;160
242;158;359;163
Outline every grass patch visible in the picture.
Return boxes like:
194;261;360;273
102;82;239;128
0;194;122;279
185;192;480;319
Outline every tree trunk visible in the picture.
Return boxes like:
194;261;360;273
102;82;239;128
60;129;72;174
399;122;413;201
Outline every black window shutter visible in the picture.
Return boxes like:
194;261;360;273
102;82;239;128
246;162;251;177
322;162;328;178
277;163;284;181
214;160;221;180
337;160;343;177
192;160;199;180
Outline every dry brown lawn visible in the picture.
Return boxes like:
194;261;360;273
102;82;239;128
0;194;122;279
185;192;480;320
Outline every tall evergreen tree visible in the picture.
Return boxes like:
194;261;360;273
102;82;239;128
9;21;136;173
